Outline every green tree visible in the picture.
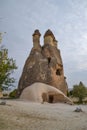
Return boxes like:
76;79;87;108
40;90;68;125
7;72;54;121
0;32;17;90
72;82;87;103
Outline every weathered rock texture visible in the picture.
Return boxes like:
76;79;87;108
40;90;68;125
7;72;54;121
17;29;68;97
20;83;72;104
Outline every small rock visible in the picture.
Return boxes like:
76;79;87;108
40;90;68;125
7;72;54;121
0;100;6;105
74;107;83;112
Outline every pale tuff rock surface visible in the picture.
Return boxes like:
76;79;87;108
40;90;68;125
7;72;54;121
20;83;72;104
17;29;68;102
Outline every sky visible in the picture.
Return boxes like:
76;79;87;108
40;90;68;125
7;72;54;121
0;0;87;88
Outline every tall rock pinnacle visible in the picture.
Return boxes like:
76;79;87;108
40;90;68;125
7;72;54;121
17;29;68;97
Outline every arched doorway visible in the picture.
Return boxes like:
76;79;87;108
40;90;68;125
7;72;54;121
48;95;54;103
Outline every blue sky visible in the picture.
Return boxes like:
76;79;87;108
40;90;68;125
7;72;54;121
0;0;87;88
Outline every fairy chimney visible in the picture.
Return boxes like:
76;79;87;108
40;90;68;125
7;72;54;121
32;29;41;51
17;29;68;97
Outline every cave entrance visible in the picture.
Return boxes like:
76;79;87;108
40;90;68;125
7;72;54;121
48;95;54;103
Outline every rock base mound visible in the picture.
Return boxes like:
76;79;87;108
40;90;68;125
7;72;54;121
20;82;72;104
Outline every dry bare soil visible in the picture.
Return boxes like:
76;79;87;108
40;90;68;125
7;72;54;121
0;100;87;130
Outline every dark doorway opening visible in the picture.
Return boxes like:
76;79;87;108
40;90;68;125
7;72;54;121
49;95;54;103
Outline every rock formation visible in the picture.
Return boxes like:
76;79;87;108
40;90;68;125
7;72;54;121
20;83;72;104
17;29;68;99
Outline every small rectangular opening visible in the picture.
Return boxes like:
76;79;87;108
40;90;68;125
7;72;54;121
48;95;54;103
56;69;61;76
48;57;51;67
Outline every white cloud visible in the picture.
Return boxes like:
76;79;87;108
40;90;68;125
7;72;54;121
82;33;87;40
77;63;87;70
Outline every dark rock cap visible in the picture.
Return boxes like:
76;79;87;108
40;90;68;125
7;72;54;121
44;29;55;39
32;29;41;36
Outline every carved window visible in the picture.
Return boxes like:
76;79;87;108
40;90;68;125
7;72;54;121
56;69;61;76
48;57;51;64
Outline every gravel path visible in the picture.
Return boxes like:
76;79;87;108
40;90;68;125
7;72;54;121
0;100;87;130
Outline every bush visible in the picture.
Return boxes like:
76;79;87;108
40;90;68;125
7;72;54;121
72;82;87;103
3;93;8;97
67;90;73;97
9;89;17;98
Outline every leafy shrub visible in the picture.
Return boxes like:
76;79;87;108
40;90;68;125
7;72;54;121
3;93;8;97
72;82;87;103
9;89;17;98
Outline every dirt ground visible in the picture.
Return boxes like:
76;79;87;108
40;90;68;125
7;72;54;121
0;100;87;130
